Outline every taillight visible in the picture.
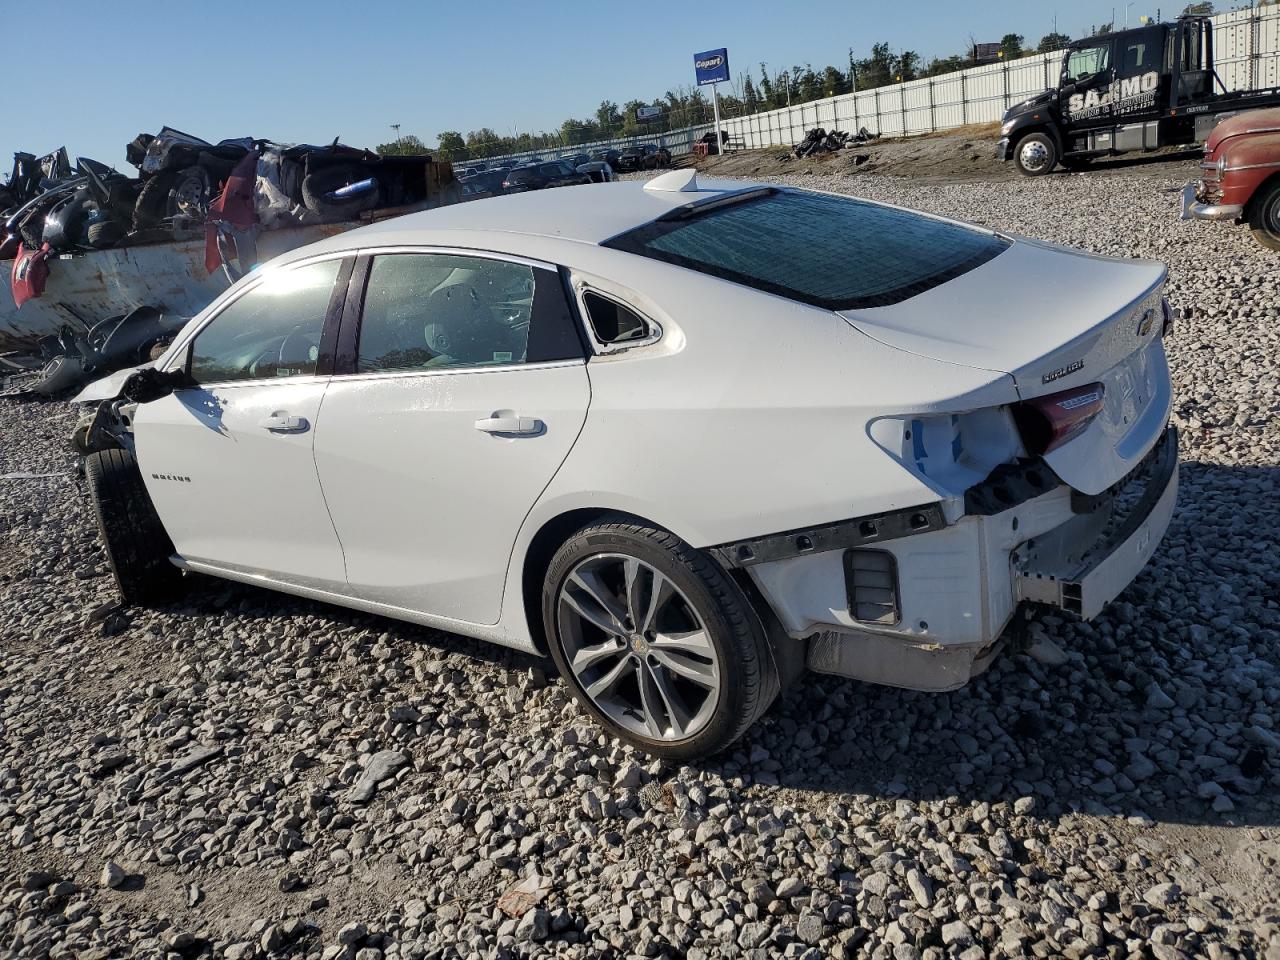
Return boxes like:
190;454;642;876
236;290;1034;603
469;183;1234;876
1013;382;1105;455
1160;297;1174;338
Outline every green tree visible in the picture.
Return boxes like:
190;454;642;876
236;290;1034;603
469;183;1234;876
999;33;1024;60
923;54;966;77
896;51;920;82
595;100;621;133
820;65;847;97
758;63;776;108
1038;32;1072;53
375;133;427;156
742;74;760;110
854;42;896;90
433;131;467;161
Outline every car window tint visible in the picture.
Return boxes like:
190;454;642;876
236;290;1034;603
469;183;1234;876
357;254;535;373
582;292;650;345
604;189;1009;310
189;258;341;384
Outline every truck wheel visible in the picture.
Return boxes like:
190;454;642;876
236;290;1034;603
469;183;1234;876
543;518;778;760
1247;180;1280;251
1014;133;1058;176
85;448;183;606
132;172;178;230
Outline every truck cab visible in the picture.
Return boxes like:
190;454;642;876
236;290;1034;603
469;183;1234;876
997;17;1267;175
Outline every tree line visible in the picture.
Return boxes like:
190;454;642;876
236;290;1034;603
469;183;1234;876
379;6;1226;161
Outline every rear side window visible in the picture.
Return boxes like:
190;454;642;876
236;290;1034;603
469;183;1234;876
604;189;1008;310
582;291;651;346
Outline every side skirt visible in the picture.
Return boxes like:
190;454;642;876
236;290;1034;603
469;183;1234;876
173;556;540;654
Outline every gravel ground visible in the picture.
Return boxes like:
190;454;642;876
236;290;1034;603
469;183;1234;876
1;165;1278;960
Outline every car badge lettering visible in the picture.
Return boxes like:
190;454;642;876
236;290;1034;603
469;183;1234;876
1041;359;1084;384
151;473;192;483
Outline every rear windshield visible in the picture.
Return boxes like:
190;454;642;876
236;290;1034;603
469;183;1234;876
603;189;1009;310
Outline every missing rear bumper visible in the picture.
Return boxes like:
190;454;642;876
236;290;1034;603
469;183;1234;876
1014;426;1178;618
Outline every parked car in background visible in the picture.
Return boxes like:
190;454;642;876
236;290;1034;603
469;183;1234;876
502;161;590;192
576;160;615;184
562;153;590;168
461;170;509;200
1182;107;1280;249
616;144;670;172
75;171;1177;759
589;149;622;168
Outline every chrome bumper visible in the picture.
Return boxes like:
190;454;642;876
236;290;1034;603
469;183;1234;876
1181;182;1243;221
1015;427;1178;619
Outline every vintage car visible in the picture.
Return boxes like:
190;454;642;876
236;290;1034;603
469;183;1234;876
1182;107;1280;249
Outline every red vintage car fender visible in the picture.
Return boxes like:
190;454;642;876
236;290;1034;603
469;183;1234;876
1218;129;1280;210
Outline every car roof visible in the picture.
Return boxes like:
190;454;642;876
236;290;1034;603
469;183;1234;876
279;176;750;259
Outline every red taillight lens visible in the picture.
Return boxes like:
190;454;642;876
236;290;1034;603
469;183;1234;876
1013;382;1105;455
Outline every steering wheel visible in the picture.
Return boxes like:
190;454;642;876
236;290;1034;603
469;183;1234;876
277;326;319;371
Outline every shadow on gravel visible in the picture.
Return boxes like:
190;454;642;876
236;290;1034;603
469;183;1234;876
148;463;1277;830
1052;147;1202;176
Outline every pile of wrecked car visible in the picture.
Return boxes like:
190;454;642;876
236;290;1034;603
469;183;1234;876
0;126;463;396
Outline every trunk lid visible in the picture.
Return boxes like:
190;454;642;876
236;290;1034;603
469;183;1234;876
839;238;1170;494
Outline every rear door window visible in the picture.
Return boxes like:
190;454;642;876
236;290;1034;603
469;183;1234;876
353;253;583;373
603;189;1009;310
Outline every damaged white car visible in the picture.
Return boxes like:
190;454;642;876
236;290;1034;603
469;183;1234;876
75;171;1178;759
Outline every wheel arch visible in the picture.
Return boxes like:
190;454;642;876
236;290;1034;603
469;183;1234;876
519;507;669;654
1243;168;1280;221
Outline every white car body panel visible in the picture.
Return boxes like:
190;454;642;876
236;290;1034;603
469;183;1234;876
133;378;347;590
312;360;590;624
104;178;1177;682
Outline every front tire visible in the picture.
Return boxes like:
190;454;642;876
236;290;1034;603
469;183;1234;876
85;449;182;606
543;519;778;760
1014;132;1057;176
1247;179;1280;251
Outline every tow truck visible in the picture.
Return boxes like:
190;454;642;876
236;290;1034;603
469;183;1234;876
998;16;1280;175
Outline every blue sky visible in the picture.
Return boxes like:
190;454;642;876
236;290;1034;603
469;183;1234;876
5;0;1161;168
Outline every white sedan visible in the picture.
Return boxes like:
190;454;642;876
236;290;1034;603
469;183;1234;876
75;170;1178;759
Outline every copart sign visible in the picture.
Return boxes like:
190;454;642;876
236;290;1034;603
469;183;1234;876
1067;71;1159;120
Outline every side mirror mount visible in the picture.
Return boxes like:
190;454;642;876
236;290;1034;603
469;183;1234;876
122;366;189;404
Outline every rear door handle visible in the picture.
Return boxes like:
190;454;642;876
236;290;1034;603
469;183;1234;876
259;412;309;434
475;414;542;435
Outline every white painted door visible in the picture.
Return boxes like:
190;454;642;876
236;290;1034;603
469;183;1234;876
133;257;349;590
311;251;590;624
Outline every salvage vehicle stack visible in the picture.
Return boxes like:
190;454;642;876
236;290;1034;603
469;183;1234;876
0;126;463;395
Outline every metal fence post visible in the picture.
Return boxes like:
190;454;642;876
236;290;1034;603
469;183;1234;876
873;87;880;134
1002;60;1009;112
927;78;935;132
960;72;967;125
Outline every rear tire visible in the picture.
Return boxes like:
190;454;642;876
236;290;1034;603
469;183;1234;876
1247;179;1280;251
85;448;182;606
543;518;778;760
1013;132;1057;176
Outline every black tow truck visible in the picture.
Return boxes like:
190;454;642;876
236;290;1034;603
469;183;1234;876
998;16;1280;175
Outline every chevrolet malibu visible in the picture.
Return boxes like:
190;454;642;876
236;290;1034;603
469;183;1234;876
74;171;1179;759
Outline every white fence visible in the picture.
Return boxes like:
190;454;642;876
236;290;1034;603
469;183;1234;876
479;7;1280;166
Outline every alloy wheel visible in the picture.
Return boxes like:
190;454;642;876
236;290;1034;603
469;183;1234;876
556;553;721;741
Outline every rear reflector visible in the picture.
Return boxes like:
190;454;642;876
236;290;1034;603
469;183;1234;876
843;549;900;625
1013;382;1106;455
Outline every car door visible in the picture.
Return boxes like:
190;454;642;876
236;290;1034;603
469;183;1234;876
1060;38;1116;130
313;248;590;625
132;254;352;590
1113;27;1165;123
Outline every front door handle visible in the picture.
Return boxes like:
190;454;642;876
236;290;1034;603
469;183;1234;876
259;411;309;434
475;413;542;435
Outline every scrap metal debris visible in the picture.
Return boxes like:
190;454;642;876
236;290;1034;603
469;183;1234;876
793;126;880;158
496;872;552;918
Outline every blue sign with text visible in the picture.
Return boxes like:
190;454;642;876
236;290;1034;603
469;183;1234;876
694;48;730;86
